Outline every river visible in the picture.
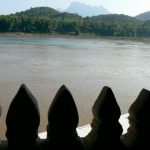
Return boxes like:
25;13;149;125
0;35;150;139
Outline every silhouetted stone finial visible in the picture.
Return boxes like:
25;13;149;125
121;88;150;150
83;86;124;150
6;84;40;149
46;85;84;150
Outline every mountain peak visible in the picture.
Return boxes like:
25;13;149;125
64;2;111;17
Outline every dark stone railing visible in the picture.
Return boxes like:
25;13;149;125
0;84;149;150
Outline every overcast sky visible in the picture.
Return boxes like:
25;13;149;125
0;0;150;16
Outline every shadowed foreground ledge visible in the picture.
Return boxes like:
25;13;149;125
38;113;129;138
0;84;149;150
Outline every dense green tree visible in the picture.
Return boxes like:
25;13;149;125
0;16;10;32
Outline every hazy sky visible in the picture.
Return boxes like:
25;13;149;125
0;0;150;16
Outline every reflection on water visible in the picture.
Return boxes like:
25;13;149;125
0;35;150;138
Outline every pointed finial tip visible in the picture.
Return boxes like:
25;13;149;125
141;88;149;92
20;83;27;89
102;86;111;90
59;85;69;91
61;85;67;88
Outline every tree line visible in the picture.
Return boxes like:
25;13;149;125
0;12;150;38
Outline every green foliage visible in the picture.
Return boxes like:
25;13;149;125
89;14;136;24
0;7;150;37
0;16;10;32
136;11;150;21
15;7;61;18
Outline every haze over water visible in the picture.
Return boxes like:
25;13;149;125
0;35;150;138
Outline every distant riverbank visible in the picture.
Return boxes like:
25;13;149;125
1;8;150;39
1;32;150;43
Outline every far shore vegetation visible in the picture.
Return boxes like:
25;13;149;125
0;7;150;38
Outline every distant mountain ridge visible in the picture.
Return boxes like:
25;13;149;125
136;11;150;21
13;6;135;24
14;5;150;21
64;2;111;17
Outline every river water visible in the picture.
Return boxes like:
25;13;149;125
0;35;150;139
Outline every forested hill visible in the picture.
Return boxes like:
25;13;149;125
90;14;137;23
136;11;150;21
13;7;135;22
14;7;82;21
0;7;150;38
15;7;61;18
